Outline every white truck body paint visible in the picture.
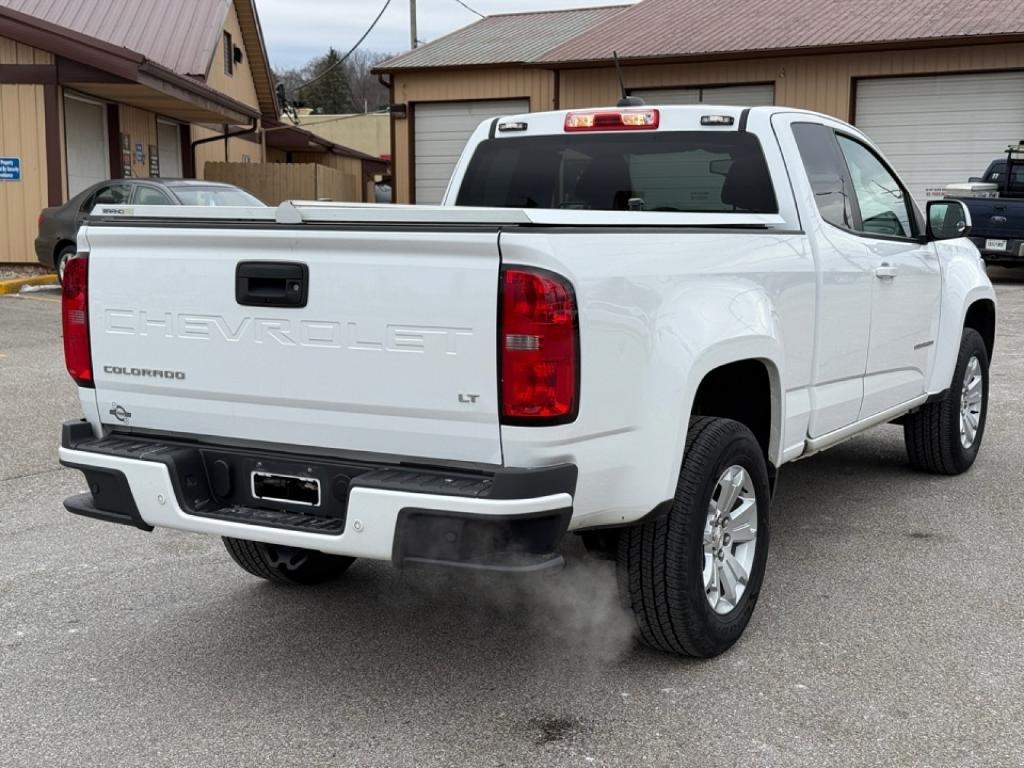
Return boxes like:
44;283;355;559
68;105;995;551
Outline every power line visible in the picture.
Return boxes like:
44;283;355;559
286;0;393;97
451;0;484;18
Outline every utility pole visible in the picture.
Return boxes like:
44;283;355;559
410;0;418;48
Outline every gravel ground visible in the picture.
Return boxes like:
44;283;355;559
1;270;1022;767
0;264;49;280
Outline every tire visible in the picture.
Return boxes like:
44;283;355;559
55;244;76;285
903;328;989;475
222;537;355;585
617;416;771;658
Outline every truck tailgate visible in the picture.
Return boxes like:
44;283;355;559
83;225;503;464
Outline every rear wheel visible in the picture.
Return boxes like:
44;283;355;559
903;328;989;475
222;537;355;585
617;416;771;657
55;244;76;285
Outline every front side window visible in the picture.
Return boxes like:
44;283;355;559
456;132;778;213
836;135;914;239
791;122;854;230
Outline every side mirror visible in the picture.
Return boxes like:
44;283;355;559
926;199;972;241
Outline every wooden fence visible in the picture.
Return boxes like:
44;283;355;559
203;162;359;205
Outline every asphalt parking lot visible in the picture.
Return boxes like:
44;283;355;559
2;275;1023;768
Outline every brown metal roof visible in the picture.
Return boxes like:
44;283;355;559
0;0;229;76
0;3;258;122
376;5;630;71
540;0;1024;64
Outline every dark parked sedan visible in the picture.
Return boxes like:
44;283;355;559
36;179;264;282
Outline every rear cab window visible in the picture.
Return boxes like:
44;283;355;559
985;161;1024;196
456;132;778;213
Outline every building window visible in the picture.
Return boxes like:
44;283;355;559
223;31;233;75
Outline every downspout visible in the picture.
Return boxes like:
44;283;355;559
190;116;260;175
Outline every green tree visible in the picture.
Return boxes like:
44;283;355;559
299;48;355;114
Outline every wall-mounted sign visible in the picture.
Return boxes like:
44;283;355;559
134;143;144;163
149;145;160;177
0;157;21;181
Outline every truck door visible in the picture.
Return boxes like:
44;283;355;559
784;119;875;438
833;134;941;418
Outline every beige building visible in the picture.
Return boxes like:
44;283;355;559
377;0;1024;206
0;0;384;264
298;113;391;161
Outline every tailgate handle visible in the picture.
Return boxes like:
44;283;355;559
236;261;308;308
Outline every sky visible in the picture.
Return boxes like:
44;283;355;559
258;0;636;69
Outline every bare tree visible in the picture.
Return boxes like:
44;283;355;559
273;50;393;115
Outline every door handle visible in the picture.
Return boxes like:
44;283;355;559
236;261;309;307
874;264;898;280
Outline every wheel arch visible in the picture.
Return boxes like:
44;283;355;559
926;246;996;394
682;343;785;476
964;298;995;360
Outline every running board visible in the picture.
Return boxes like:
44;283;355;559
795;394;929;460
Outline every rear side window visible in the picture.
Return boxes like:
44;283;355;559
91;183;132;206
792;122;854;229
456;132;778;213
133;186;173;205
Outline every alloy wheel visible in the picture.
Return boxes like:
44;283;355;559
702;465;758;615
960;355;983;449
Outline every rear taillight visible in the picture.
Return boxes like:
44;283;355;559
499;268;579;425
62;255;93;387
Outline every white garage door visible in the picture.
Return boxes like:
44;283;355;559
855;72;1024;205
157;119;182;178
633;84;775;106
64;93;109;197
414;99;529;204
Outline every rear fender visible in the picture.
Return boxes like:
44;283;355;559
656;282;785;487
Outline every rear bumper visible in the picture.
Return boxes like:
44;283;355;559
34;237;54;267
59;421;575;573
970;236;1024;263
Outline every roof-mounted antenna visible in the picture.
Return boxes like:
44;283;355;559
613;51;645;107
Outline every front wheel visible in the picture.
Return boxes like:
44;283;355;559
222;537;355;585
617;417;771;657
903;328;989;475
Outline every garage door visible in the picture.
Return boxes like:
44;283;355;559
633;84;775;106
64;94;109;197
855;72;1024;205
414;99;529;204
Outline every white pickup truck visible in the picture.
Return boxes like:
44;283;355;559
58;105;995;657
